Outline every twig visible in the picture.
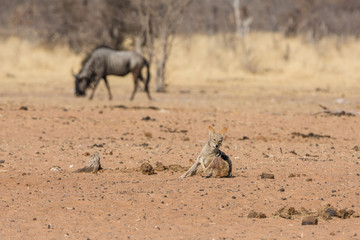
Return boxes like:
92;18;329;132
316;104;356;117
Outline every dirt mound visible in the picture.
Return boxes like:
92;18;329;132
140;163;155;175
318;204;355;220
274;205;357;221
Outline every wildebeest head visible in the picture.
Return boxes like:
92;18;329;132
73;71;91;97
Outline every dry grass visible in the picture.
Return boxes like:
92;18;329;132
168;33;360;87
0;37;79;79
1;32;360;102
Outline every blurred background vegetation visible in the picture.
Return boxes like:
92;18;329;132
2;0;360;51
1;0;360;94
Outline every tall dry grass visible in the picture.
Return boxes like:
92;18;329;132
0;37;80;80
1;32;360;93
168;33;360;88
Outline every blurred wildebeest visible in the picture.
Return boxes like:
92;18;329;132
73;46;151;100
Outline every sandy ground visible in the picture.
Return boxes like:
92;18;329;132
1;35;360;239
1;77;360;240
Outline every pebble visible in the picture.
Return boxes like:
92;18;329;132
302;216;318;225
261;173;275;179
247;210;267;218
140;163;155;175
50;166;62;172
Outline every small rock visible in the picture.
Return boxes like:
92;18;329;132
19;106;28;111
247;210;258;218
261;173;275;179
238;136;249;141
258;212;267;218
278;187;285;192
144;132;153;138
279;212;291;219
142;116;155;121
0;160;5;164
301;216;318;225
320;204;338;220
154;162;167;171
247;210;267;219
275;207;300;219
140;163;154;175
140;143;149;147
50;166;62;172
288;173;301;178
337;209;355;219
288;207;298;215
289;150;297;155
182;137;190;141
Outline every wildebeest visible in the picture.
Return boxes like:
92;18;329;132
73;46;151;100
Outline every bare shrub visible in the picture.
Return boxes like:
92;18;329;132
241;47;259;74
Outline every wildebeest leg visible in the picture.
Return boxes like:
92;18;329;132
143;59;152;100
130;69;140;101
103;76;113;100
138;72;144;84
138;72;151;100
89;76;101;100
145;82;152;100
137;73;145;91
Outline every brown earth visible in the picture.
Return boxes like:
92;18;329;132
1;36;360;239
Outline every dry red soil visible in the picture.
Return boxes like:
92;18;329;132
1;79;360;240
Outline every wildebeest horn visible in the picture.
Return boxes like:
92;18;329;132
71;68;77;77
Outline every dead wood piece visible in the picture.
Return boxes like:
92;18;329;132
74;152;102;173
261;172;275;179
292;132;330;139
318;105;356;117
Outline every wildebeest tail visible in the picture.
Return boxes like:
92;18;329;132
144;59;151;92
75;77;80;95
